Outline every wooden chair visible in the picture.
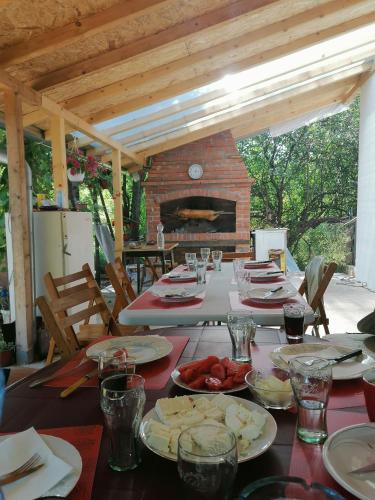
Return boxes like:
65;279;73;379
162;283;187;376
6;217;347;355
298;259;337;337
43;264;135;364
222;250;255;261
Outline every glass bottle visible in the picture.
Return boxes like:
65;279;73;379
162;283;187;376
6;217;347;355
157;222;165;249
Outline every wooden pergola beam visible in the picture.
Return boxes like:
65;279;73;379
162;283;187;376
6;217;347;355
0;0;168;69
65;0;375;123
23;109;49;127
50;115;69;208
31;0;277;91
136;74;358;156
112;149;124;259
0;69;144;165
3;90;34;363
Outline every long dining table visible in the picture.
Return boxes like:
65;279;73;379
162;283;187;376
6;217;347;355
119;262;315;327
1;326;369;499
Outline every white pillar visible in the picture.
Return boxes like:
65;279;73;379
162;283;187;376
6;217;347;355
356;73;375;291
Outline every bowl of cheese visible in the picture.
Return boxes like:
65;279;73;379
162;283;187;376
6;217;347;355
245;370;294;410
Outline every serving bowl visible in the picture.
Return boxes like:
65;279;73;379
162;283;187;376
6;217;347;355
245;369;294;410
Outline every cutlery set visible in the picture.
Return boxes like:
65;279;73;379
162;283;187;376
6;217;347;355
0;453;44;486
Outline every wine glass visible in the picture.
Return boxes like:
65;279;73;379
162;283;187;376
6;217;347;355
177;424;238;500
200;248;211;264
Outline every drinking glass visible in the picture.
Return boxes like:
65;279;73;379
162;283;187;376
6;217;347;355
227;311;256;362
212;250;223;271
98;348;135;383
289;356;332;444
283;304;305;344
362;368;375;421
236;269;253;300
177;425;238;500
233;259;246;283
185;252;197;272
200;247;210;264
100;374;146;471
196;261;207;284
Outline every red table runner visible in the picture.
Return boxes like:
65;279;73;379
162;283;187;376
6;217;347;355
127;290;204;310
40;425;102;500
289;410;369;498
46;336;189;390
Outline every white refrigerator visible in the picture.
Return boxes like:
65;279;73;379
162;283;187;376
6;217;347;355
6;211;94;320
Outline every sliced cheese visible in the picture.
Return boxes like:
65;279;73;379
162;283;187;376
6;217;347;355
210;394;235;411
155;395;193;420
148;430;170;453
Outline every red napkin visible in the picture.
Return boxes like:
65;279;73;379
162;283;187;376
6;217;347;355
46;336;189;390
289;410;369;498
159;277;197;284
244;263;272;269
250;277;285;284
40;425;102;500
127;290;203;309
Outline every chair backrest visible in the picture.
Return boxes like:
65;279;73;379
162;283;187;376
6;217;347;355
44;264;121;340
222;250;254;261
298;258;337;335
105;258;136;320
36;295;80;361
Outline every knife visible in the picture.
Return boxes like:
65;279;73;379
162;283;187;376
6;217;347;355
59;368;98;398
329;349;362;363
263;286;283;298
29;357;91;388
349;461;375;474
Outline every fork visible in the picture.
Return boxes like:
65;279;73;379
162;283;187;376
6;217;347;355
0;453;42;484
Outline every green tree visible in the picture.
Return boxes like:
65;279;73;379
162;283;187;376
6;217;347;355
237;99;359;266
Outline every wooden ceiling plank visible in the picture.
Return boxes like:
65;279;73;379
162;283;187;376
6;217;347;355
82;7;375;124
31;0;278;91
135;75;358;156
0;0;169;69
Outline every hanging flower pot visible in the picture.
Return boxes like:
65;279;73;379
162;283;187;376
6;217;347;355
67;168;85;183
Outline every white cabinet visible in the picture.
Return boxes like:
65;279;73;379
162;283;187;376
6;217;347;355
6;211;94;320
255;228;288;261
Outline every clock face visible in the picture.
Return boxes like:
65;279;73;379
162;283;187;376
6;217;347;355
188;164;203;180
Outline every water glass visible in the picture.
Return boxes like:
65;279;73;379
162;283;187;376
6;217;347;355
212;250;223;271
196;261;207;284
177;425;238;500
200;247;211;263
100;374;146;471
98;348;135;383
236;270;253;300
289;356;332;444
233;259;246;283
227;311;256;362
283;304;305;344
185;252;197;271
362;368;375;421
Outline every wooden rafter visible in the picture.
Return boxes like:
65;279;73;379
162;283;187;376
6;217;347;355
30;0;278;91
135;74;359;156
0;0;168;69
0;69;144;166
60;0;375;123
342;69;375;103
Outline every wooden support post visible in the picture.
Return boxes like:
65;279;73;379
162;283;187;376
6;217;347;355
50;115;69;208
112;149;123;260
3;91;34;363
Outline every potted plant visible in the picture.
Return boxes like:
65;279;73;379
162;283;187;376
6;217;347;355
0;334;15;367
67;150;86;182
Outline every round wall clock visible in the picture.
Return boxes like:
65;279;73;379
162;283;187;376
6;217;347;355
188;163;204;180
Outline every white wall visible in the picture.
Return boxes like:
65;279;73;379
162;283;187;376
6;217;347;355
356;73;375;291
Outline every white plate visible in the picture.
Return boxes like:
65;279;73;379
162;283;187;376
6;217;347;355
151;285;205;303
85;335;173;364
244;261;272;269
171;360;247;394
250;272;284;283
270;343;375;380
167;272;196;281
139;394;277;463
322;423;375;500
245;286;296;304
0;434;82;498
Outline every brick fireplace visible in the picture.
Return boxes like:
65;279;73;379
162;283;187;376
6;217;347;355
144;130;252;259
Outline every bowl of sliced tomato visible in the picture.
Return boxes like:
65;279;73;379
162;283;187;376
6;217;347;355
171;355;251;393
